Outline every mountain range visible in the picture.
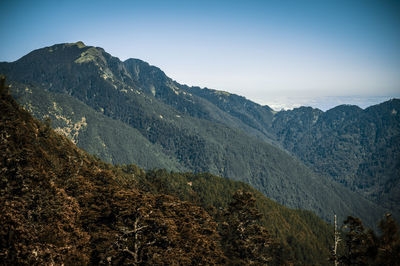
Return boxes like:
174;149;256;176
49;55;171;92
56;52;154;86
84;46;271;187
1;41;399;228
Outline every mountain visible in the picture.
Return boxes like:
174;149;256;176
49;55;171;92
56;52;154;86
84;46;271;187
0;42;391;228
270;101;400;214
0;76;336;265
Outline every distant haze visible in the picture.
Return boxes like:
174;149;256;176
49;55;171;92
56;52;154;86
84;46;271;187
1;0;399;108
264;95;399;111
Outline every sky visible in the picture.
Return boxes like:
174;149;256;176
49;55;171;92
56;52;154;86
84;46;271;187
1;0;399;110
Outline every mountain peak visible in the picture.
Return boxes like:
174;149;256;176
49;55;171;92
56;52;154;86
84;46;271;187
74;41;86;48
74;46;106;65
58;41;86;49
44;41;87;53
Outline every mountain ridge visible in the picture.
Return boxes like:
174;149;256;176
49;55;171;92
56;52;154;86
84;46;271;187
0;42;395;228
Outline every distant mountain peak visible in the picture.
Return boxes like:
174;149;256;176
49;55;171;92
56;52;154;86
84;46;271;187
326;104;363;116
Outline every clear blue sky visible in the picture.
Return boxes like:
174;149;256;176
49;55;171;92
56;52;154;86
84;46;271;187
1;0;399;107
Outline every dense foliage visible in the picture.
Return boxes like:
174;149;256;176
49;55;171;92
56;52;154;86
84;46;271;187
220;190;282;265
336;214;400;265
115;167;334;264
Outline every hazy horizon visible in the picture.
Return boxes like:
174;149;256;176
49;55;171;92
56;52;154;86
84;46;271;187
263;95;399;111
1;0;399;109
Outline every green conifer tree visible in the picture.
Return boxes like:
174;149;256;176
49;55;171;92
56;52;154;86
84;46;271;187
220;190;283;265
